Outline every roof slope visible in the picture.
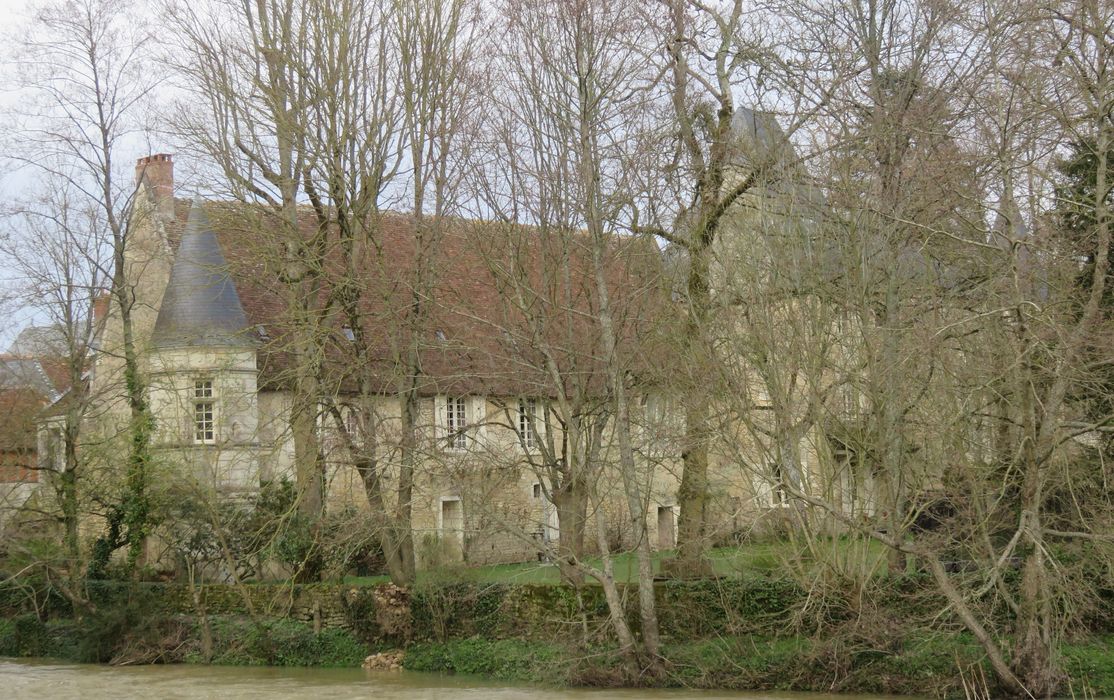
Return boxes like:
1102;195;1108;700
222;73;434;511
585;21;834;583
152;200;253;349
160;200;667;397
0;355;66;461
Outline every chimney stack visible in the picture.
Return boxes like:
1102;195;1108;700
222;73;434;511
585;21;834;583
135;153;174;220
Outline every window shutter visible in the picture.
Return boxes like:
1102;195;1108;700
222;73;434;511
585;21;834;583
434;395;447;442
470;395;488;446
539;400;551;444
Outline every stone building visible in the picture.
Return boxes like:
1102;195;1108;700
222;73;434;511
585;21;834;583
74;154;713;569
75;123;865;572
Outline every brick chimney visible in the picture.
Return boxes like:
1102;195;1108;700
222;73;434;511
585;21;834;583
135;153;175;221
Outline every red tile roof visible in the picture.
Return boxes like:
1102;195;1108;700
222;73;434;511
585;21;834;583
0;380;48;482
164;200;669;397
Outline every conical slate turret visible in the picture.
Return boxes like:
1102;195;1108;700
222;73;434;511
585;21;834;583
151;200;252;348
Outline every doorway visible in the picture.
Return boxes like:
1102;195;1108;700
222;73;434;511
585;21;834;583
657;505;676;549
440;497;464;561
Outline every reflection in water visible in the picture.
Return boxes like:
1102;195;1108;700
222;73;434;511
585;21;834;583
0;658;913;700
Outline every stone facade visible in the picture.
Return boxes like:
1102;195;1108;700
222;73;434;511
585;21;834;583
74;149;843;573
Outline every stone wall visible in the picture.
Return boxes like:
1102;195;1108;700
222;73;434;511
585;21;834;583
71;577;807;648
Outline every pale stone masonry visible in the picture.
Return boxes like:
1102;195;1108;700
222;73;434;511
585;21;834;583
71;142;857;572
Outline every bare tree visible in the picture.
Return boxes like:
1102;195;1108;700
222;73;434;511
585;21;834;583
470;0;667;673
719;0;1114;694
172;0;480;584
169;0;331;535
637;0;806;576
5;0;162;572
0;179;109;594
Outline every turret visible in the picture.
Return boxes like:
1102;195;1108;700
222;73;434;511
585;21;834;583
147;200;261;494
151;200;253;350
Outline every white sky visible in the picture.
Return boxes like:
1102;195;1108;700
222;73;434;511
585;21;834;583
0;0;43;349
0;1;169;350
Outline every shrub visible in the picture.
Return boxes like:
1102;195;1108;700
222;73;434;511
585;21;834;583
403;638;567;683
0;617;17;656
656;577;804;637
339;587;380;644
410;582;508;641
204;616;366;667
9;614;48;657
662;635;808;689
41;620;85;661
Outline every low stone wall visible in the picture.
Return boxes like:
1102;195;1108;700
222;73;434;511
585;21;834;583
84;581;388;641
70;577;806;648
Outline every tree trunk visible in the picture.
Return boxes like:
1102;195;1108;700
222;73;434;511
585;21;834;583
392;380;420;585
670;249;715;577
291;383;324;519
590;491;639;677
189;578;213;664
1011;538;1057;697
61;410;80;585
553;477;587;586
116;288;153;572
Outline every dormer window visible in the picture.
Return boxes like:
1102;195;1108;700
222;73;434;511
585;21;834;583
435;329;447;343
342;326;356;342
194;379;216;444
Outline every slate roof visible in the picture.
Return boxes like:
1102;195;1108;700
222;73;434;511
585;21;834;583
8;325;68;357
152;201;254;349
0;356;62;402
731;107;792;164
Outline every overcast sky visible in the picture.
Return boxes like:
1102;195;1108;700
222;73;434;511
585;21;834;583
0;0;40;349
0;0;27;24
0;0;169;351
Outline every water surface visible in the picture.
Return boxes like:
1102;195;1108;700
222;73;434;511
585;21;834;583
0;658;916;700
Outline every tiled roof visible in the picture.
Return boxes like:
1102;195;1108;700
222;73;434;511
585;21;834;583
0;355;65;459
162;200;667;397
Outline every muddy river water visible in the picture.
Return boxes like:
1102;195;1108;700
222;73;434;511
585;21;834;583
0;658;925;699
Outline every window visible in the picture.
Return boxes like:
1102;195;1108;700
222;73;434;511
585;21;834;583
445;396;467;450
344;405;360;436
517;398;538;450
644;393;666;424
770;461;788;507
194;379;215;444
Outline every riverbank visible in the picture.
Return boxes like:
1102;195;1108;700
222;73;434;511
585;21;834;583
4;614;1113;697
401;634;1114;696
2;577;1112;697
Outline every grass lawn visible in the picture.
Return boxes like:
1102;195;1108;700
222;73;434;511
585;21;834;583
343;538;888;586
